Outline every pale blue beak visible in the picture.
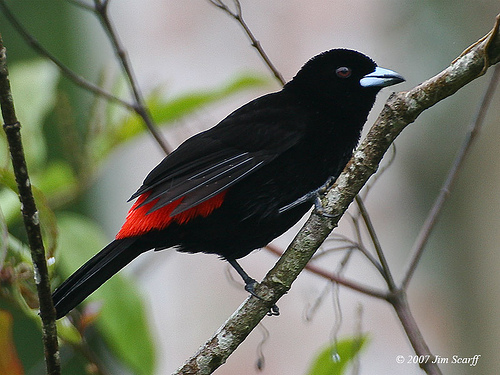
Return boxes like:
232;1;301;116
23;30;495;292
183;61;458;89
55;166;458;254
360;66;405;88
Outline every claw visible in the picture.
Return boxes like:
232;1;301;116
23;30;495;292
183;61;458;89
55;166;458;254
279;176;336;215
244;279;280;316
313;195;336;218
267;304;280;316
244;279;259;295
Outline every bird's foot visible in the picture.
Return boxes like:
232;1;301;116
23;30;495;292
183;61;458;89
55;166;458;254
279;176;337;218
312;176;339;218
245;280;280;316
313;195;337;218
228;259;280;316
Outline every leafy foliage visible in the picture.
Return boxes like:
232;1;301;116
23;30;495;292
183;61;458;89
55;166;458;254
117;73;269;143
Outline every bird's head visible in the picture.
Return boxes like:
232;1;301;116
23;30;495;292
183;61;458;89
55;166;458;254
285;49;404;114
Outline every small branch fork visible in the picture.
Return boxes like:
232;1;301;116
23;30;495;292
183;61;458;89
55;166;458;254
174;12;500;375
86;0;170;153
0;0;170;154
0;37;61;375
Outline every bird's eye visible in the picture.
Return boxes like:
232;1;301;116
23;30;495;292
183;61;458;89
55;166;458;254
335;67;352;79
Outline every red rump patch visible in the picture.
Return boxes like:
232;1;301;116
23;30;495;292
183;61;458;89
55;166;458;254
115;190;227;239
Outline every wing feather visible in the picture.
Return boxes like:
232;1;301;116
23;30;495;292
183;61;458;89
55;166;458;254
169;159;265;215
139;152;253;206
144;153;263;214
129;92;307;217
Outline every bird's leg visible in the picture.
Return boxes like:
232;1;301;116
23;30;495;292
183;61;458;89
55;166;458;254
227;258;258;292
279;176;336;218
227;259;279;316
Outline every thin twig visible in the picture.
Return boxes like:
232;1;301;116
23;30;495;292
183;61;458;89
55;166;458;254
342;211;386;273
355;196;396;290
355;165;441;372
401;64;500;290
266;244;387;299
0;36;61;375
66;0;95;12
90;0;171;153
0;0;134;110
324;235;384;273
208;0;286;85
389;291;441;375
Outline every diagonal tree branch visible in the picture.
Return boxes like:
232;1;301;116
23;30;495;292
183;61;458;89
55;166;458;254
174;13;500;375
265;243;388;299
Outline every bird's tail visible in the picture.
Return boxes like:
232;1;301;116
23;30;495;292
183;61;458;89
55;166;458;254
52;237;147;319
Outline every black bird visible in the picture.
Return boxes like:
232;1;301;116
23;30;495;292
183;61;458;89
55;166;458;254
52;49;404;319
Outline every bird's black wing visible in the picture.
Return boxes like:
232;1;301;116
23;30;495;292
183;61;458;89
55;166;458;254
130;92;307;216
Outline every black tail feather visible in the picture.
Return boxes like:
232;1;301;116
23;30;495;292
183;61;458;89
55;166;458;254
52;238;147;319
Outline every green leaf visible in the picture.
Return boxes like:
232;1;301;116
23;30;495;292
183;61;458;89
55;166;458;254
7;60;59;169
153;73;270;124
0;181;20;225
56;317;83;346
306;336;368;375
56;213;155;375
115;72;270;143
34;160;77;197
0;167;59;257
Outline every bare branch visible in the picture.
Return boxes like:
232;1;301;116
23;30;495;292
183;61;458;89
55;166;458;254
1;0;171;153
208;0;286;86
266;244;387;299
389;291;440;375
0;36;61;375
355;196;396;290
